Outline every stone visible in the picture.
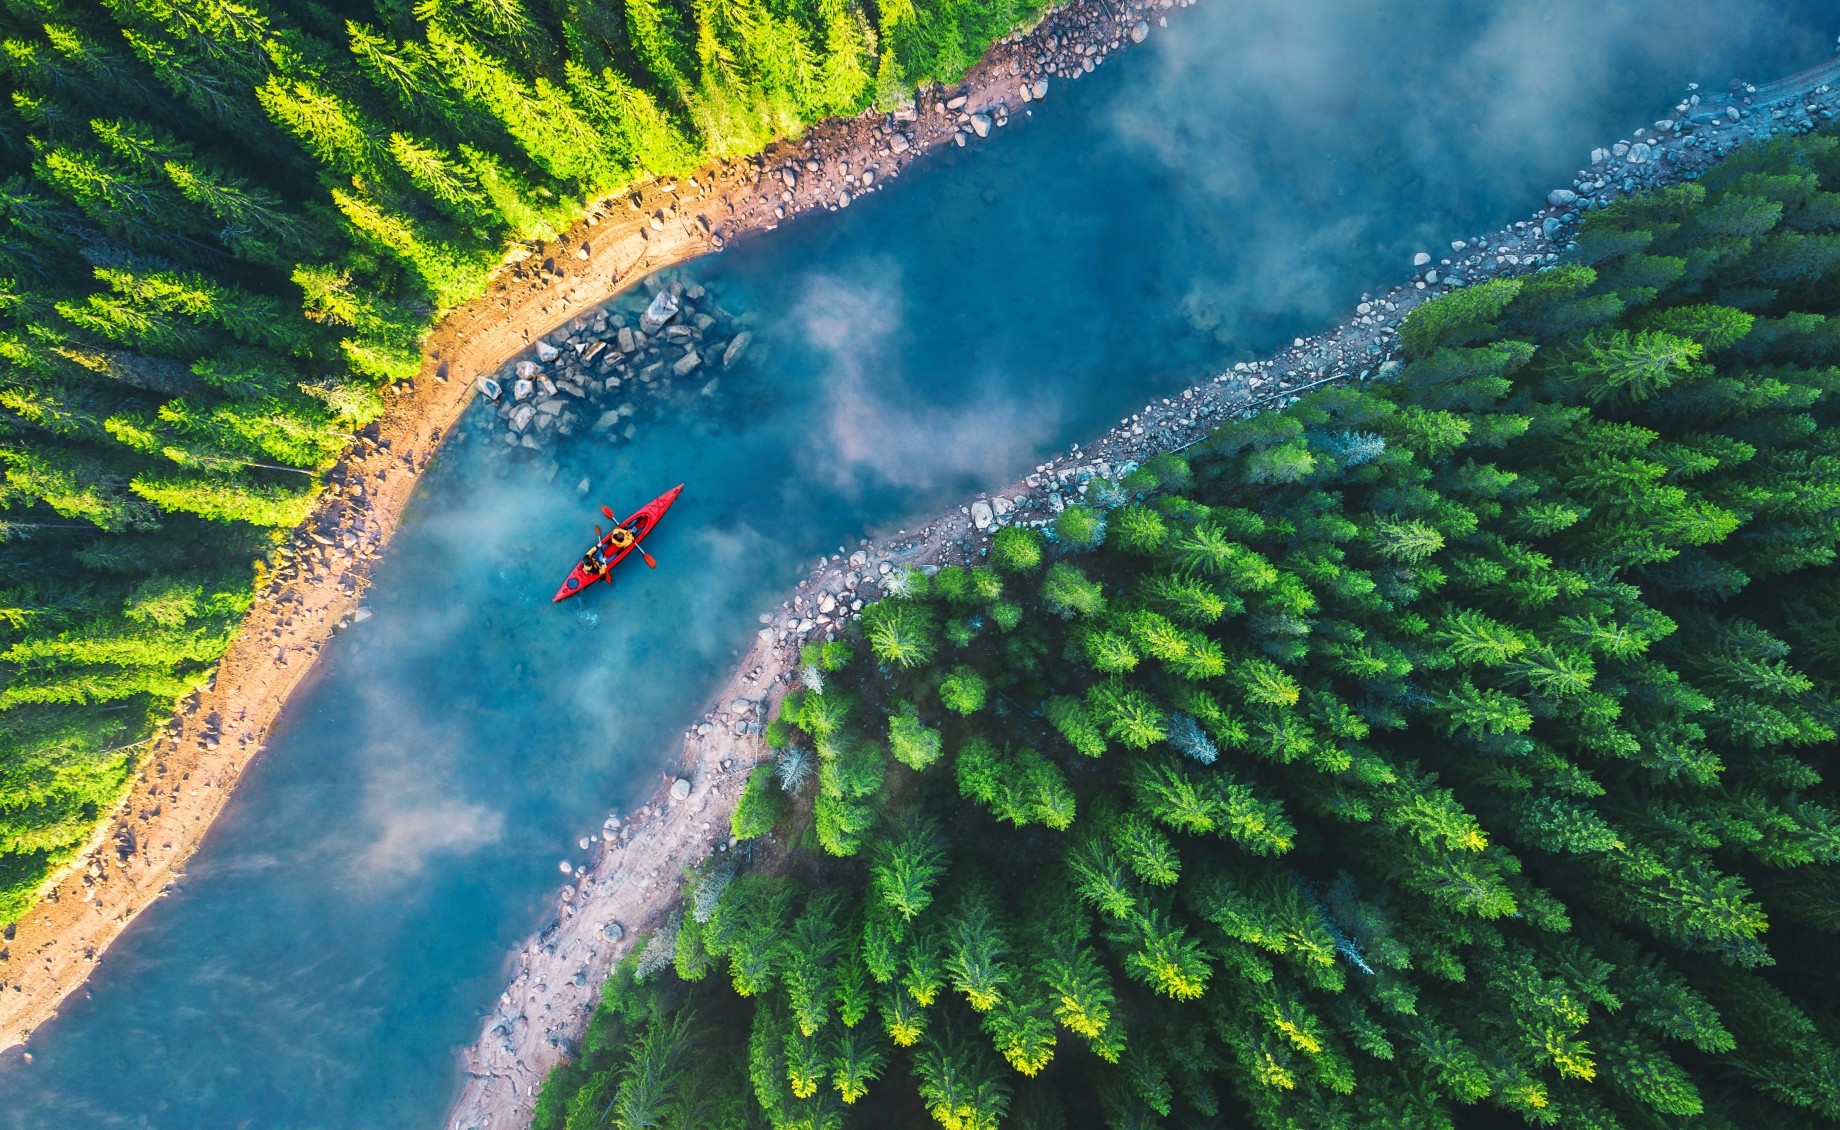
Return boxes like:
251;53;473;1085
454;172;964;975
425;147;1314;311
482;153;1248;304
535;340;560;363
1591;147;1611;165
670;777;692;800
593;410;622;432
477;377;502;401
603;922;624;941
510;404;535;432
673;350;701;377
782;167;798;188
889;133;910;154
1032;79;1050;100
1542;216;1564;241
1547;188;1579;207
640;290;680;334
617;326;637;353
558;860;572;874
969;113;991;138
818;593;835;614
1627;142;1652;164
513;378;534;402
576;476;591;495
516;360;541;380
1727;106;1742;122
970;500;995;530
722;331;752;368
1412;251;1432;267
1131;19;1149;42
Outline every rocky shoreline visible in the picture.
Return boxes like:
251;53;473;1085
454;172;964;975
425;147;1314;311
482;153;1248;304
0;0;1188;1060
444;46;1840;1130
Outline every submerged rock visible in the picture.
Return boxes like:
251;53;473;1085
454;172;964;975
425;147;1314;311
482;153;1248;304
722;332;753;368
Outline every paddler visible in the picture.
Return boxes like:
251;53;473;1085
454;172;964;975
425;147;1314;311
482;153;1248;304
607;526;636;551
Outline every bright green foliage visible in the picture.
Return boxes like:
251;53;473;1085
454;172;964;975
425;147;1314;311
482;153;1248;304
549;131;1840;1130
730;766;787;840
861;600;938;668
1054;505;1105;550
990;525;1044;572
889;703;944;770
939;665;988;715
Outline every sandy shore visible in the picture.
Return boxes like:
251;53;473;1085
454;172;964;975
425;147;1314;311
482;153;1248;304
441;45;1840;1130
0;0;1186;1057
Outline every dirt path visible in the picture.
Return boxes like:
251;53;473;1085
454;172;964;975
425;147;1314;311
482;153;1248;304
0;0;1190;1065
442;49;1840;1130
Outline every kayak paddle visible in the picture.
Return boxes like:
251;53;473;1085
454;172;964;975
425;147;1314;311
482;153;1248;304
600;505;657;568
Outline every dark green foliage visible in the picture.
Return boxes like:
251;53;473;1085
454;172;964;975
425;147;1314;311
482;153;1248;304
542;127;1840;1130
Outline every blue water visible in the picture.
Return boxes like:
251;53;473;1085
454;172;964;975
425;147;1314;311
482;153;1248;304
3;2;1834;1125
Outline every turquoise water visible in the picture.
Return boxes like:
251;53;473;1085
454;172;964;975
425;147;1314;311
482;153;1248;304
3;2;1834;1125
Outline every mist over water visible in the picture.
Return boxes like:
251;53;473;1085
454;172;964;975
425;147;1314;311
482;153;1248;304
2;2;1833;1125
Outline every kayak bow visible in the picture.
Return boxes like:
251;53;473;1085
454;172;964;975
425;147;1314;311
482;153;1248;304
552;484;683;602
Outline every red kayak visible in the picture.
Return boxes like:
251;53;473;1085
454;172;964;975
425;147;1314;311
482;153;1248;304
552;484;683;602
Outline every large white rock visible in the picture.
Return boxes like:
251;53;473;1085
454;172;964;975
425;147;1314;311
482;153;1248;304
535;340;560;363
640;290;680;334
971;500;995;530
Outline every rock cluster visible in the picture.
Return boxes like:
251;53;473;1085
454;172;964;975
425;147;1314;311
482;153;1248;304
478;277;753;455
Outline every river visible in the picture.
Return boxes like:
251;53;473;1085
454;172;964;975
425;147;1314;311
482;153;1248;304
2;1;1833;1125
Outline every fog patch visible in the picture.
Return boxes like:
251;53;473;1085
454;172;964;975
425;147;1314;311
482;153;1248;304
793;267;1061;495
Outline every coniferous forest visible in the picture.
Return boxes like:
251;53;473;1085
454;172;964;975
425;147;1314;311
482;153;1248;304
0;0;1048;922
538;133;1840;1129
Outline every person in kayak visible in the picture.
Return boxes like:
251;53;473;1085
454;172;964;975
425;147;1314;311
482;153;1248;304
607;526;636;550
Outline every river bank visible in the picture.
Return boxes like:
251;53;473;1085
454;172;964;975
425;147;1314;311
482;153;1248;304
443;48;1840;1130
0;0;1187;1057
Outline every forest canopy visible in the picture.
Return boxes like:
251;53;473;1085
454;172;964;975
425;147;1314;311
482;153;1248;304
538;131;1840;1129
0;0;1052;923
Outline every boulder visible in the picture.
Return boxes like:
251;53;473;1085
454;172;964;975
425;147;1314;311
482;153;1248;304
477;377;502;401
969;113;991;138
1547;188;1579;207
535;340;560;363
946;94;968;110
971;500;995;530
1412;251;1432;267
513;378;534;401
639;289;680;334
673;350;701;377
723;331;753;368
516;360;541;380
617;326;637;353
671;777;692;800
510;404;536;432
1031;79;1050;99
1131;19;1149;42
890;134;910;154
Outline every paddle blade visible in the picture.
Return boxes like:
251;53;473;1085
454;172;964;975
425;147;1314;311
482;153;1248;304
601;505;616;521
639;546;657;568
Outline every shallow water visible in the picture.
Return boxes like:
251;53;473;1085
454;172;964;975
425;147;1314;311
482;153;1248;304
3;2;1834;1125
